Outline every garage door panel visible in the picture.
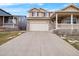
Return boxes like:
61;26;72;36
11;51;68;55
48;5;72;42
30;24;48;31
29;20;49;24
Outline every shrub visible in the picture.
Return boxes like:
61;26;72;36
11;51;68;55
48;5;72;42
53;29;79;36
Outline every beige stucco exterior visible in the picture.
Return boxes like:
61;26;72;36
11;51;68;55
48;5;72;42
29;19;49;24
29;12;32;17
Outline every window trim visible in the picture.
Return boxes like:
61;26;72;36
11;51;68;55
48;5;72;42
43;12;48;17
63;17;78;24
32;12;37;17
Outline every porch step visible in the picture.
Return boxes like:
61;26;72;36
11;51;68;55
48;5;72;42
0;26;19;32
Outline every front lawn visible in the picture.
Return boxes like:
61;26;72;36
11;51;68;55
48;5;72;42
53;29;79;50
63;36;79;50
0;31;24;45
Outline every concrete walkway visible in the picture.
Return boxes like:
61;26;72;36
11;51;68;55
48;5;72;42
0;32;79;56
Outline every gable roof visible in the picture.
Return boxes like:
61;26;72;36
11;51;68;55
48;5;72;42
56;3;79;12
0;9;12;16
28;8;38;12
39;8;47;12
28;8;47;13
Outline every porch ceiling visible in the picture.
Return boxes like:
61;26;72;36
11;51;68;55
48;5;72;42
51;12;79;19
56;12;79;15
51;12;79;22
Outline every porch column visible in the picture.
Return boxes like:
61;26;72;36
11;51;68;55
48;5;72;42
71;14;73;30
56;14;58;29
13;16;15;28
3;16;4;27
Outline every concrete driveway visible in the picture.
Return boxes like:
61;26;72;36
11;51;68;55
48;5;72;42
0;31;79;56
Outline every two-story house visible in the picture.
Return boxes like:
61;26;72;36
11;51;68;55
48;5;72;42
27;8;53;31
27;4;79;32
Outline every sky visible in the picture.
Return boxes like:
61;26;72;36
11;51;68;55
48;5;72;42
0;3;79;16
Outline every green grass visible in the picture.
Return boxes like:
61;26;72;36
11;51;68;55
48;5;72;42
0;31;24;45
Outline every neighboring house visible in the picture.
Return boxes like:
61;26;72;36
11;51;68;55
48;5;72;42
27;4;79;31
0;9;26;31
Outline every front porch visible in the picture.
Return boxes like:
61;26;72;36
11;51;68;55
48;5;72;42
51;12;79;30
0;16;18;29
0;16;18;31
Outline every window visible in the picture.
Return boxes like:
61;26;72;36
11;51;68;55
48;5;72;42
8;19;13;23
43;12;48;17
63;17;77;24
37;12;39;16
8;17;13;23
73;17;77;24
32;12;37;17
43;12;46;16
4;17;9;23
45;12;48;17
64;17;71;24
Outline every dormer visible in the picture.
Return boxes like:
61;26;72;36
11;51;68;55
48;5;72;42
28;8;49;17
28;8;39;17
38;8;48;17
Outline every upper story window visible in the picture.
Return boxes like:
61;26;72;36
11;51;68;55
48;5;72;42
31;12;48;17
43;12;48;17
32;12;37;17
37;12;39;16
46;12;48;17
43;12;45;16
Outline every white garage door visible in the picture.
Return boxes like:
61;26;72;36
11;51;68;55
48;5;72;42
30;24;49;31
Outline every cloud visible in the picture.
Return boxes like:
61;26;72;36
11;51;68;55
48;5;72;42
28;3;44;6
2;8;28;15
0;3;20;8
0;3;29;15
0;3;13;5
63;4;68;7
37;3;44;6
46;8;60;11
0;3;18;5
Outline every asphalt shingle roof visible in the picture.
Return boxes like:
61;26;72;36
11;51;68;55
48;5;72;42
0;9;12;16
